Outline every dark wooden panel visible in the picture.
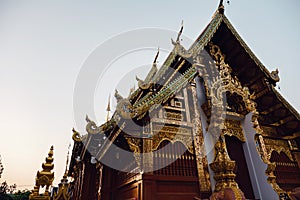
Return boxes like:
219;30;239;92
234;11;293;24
225;135;255;199
156;181;198;193
142;174;201;200
153;140;197;177
270;151;300;191
115;184;139;200
80;162;98;200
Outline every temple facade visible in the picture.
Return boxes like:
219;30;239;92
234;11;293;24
67;2;300;200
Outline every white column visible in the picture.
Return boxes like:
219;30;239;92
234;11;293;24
242;112;278;200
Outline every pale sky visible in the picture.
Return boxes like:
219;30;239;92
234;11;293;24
0;0;299;190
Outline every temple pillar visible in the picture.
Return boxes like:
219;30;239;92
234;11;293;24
242;112;279;199
96;163;103;200
142;138;153;173
190;80;211;194
209;134;246;199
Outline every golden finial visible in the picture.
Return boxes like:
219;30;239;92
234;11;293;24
270;68;280;83
153;48;159;65
106;94;111;122
218;0;225;14
218;0;229;14
176;20;184;42
62;144;71;182
29;146;55;200
171;20;184;46
114;89;123;102
219;0;224;7
106;94;111;112
129;85;135;96
85;115;91;122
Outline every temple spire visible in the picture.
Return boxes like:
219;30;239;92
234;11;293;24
65;143;71;172
29;146;55;200
53;145;71;200
61;144;70;184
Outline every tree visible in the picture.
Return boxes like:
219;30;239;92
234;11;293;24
0;155;18;199
0;181;13;200
0;181;8;194
0;155;4;179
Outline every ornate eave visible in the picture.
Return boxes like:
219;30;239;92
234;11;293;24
188;9;277;84
271;86;300;121
221;16;277;83
257;85;300;136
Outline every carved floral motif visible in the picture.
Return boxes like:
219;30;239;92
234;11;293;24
264;138;294;161
151;125;194;154
223;119;245;142
207;43;285;197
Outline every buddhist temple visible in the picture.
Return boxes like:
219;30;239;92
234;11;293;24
67;1;300;200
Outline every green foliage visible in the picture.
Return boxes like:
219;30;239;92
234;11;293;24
0;190;31;200
0;193;13;200
10;191;31;200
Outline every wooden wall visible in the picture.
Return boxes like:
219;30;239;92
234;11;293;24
270;151;300;191
225;135;255;199
99;140;209;200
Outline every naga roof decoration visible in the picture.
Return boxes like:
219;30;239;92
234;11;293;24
129;49;160;100
145;48;159;82
134;66;196;117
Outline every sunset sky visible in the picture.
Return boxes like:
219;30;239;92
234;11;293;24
0;0;299;191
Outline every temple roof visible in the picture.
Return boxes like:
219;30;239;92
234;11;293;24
128;3;300;137
71;2;300;165
189;3;300;136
